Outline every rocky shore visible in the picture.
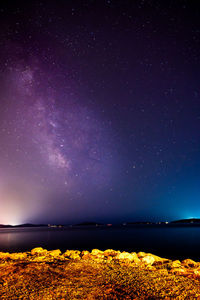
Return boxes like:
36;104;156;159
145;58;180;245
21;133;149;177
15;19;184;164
1;248;200;299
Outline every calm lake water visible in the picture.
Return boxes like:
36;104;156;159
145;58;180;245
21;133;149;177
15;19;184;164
0;224;200;261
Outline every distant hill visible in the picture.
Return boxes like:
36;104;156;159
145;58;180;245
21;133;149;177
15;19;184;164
74;222;104;226
0;223;48;228
127;221;155;225
171;218;200;224
0;224;13;228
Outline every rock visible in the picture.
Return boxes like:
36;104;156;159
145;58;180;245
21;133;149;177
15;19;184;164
146;265;157;271
137;252;147;258
81;250;90;256
9;253;27;260
193;269;200;276
106;256;113;262
0;252;27;260
170;260;182;269
0;252;10;260
31;256;48;262
103;249;120;257
91;249;104;256
182;259;197;268
91;249;104;262
64;250;81;260
151;254;169;263
115;252;140;263
81;250;91;260
31;247;48;256
138;252;168;264
170;267;186;275
166;260;184;271
131;252;141;263
141;255;155;265
48;249;62;257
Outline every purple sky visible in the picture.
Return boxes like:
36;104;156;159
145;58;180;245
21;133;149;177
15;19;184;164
0;1;200;224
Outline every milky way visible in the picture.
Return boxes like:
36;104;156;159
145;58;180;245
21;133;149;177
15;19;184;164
0;57;116;224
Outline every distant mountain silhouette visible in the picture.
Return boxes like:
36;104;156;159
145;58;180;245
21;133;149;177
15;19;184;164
127;221;154;225
171;218;200;224
0;223;47;228
2;219;199;228
74;222;103;226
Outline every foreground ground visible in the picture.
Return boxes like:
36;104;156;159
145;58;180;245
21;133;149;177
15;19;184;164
1;248;200;299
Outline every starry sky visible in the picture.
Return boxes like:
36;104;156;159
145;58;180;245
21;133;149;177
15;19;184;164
0;0;200;225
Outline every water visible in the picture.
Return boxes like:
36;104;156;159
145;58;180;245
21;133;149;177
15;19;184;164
0;224;200;261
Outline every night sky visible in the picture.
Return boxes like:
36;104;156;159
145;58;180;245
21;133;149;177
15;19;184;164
0;0;200;225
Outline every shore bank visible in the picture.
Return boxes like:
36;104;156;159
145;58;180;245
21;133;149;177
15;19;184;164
0;248;200;299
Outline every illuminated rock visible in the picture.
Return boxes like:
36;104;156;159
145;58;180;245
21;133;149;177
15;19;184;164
129;252;140;262
9;253;27;260
170;267;186;275
91;249;104;256
103;249;120;257
31;247;48;256
115;251;140;263
64;250;81;260
137;251;147;258
48;249;61;257
141;255;155;265
169;260;182;269
182;259;197;268
145;265;157;270
81;250;90;256
81;250;91;260
130;252;141;263
91;249;104;262
150;254;168;262
193;269;200;276
138;252;169;265
0;252;10;259
0;252;27;260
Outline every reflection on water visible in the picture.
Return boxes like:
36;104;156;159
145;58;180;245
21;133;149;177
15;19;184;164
0;225;200;261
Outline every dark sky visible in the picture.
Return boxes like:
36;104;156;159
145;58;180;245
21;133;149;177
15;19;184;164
0;0;200;225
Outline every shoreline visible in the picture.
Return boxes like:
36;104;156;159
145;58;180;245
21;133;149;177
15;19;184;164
1;248;200;299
